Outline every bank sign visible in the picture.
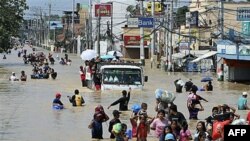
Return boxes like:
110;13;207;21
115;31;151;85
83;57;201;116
127;17;158;28
237;7;250;21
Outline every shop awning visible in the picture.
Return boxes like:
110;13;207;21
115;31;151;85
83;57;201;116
191;51;217;63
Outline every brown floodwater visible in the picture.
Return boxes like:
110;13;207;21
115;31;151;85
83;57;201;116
0;46;249;141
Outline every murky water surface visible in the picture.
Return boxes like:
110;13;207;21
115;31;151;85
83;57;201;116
0;47;249;141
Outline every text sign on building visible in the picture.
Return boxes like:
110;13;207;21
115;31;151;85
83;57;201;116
127;18;139;27
124;35;147;46
127;18;160;27
138;17;154;28
95;4;112;17
237;7;250;21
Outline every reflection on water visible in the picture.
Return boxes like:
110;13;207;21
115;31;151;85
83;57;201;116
1;47;250;141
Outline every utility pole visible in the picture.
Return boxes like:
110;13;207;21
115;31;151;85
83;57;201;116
166;10;169;64
140;0;145;66
72;0;75;53
85;19;89;49
48;0;51;49
151;1;155;68
110;2;113;50
88;0;93;49
188;16;191;58
219;0;224;39
97;9;101;56
169;0;173;71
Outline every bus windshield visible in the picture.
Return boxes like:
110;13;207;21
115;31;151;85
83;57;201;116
102;68;142;85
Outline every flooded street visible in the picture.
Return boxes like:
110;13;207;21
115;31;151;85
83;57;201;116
1;47;250;141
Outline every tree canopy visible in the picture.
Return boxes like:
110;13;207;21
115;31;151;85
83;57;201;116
0;0;28;51
176;6;189;27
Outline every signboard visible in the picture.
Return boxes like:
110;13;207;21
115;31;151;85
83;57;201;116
127;17;160;27
186;11;199;27
127;18;139;27
123;35;147;46
95;4;112;17
237;7;250;21
138;17;154;28
242;22;250;38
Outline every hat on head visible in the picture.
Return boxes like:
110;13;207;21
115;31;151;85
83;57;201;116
113;110;121;116
12;72;15;74
242;92;248;96
55;93;61;98
165;133;175;140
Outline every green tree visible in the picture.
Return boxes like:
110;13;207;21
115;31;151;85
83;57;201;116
126;4;146;17
0;0;28;51
176;6;189;27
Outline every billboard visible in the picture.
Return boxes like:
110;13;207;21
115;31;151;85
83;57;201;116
237;7;250;21
123;36;147;46
95;4;112;17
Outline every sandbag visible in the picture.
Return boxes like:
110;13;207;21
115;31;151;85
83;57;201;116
155;89;176;103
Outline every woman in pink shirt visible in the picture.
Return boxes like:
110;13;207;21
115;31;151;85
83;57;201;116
179;121;192;141
150;110;169;138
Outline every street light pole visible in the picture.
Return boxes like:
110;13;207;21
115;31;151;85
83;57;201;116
140;0;145;66
72;0;75;53
151;0;155;68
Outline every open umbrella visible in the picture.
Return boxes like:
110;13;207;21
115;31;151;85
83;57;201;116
201;76;213;82
100;54;114;60
80;49;97;60
107;50;123;57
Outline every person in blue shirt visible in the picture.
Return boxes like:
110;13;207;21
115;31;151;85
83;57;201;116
53;93;64;109
238;92;249;110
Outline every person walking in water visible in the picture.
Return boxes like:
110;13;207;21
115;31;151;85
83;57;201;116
52;93;64;109
108;88;131;111
68;89;85;106
238;92;249;110
9;72;19;81
20;70;27;81
79;66;86;87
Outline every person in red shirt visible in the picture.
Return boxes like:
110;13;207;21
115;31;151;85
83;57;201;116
246;111;250;125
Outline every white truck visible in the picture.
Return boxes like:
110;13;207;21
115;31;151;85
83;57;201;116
87;62;148;91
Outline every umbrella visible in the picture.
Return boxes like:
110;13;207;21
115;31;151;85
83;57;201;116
201;77;213;82
100;54;114;60
107;51;123;57
80;49;97;60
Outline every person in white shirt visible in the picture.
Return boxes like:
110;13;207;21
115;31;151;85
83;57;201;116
9;72;19;81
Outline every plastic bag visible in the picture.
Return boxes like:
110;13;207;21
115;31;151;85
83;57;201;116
131;104;141;114
155;89;176;103
112;123;122;134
